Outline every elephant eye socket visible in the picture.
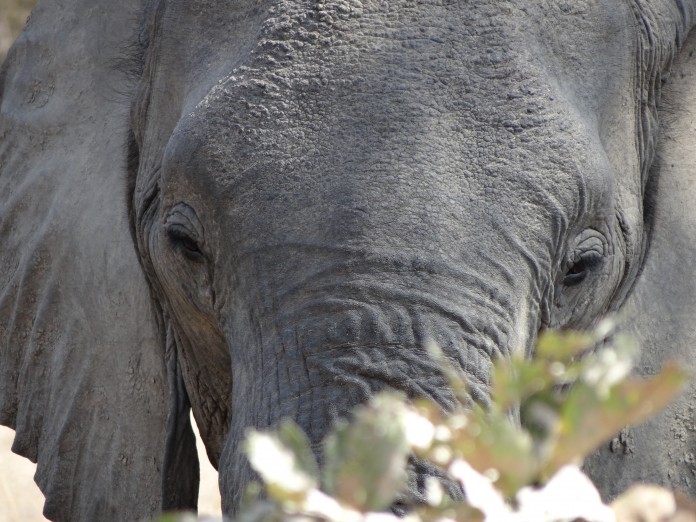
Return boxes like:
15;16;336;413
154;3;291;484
166;226;204;261
563;251;602;287
164;203;205;262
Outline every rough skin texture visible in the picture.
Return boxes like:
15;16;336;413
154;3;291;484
1;1;696;520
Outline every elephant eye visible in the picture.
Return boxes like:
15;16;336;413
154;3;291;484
167;226;204;262
164;203;205;262
563;251;602;287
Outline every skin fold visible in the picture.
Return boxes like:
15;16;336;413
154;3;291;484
1;0;696;519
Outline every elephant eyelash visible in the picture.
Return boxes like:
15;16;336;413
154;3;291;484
166;226;204;261
563;251;603;287
563;263;588;287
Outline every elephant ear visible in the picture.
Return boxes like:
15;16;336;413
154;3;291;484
0;1;198;520
584;27;696;499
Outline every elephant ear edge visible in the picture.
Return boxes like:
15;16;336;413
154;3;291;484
584;26;696;499
0;1;196;519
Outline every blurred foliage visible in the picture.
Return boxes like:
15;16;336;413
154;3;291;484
0;0;36;62
240;322;691;522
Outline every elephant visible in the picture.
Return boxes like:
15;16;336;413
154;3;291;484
3;0;696;519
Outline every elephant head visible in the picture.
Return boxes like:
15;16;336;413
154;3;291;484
2;0;696;520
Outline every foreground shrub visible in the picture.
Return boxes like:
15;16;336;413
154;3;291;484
240;323;692;522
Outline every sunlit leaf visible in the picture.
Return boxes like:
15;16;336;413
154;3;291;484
580;337;637;396
542;362;687;477
416;496;485;522
492;358;552;411
446;411;538;496
611;485;677;522
448;459;513;519
276;419;319;481
535;329;596;360
244;431;316;503
516;465;614;522
323;393;410;511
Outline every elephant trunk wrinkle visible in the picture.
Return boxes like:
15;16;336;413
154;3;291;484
219;252;536;513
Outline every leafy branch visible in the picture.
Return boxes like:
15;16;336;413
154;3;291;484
241;323;689;522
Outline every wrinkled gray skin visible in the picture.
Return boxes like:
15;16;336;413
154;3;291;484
2;0;696;520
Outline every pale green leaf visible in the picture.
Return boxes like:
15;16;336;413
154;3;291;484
276;419;319;481
542;362;687;477
323;393;410;511
244;431;317;503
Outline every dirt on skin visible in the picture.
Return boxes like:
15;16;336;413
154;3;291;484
0;418;222;521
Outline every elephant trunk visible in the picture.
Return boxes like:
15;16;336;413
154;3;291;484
217;249;539;513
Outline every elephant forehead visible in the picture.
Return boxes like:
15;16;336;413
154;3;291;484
159;0;634;246
191;5;624;157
